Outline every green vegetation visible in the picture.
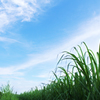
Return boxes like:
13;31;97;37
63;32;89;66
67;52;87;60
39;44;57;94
0;82;18;100
0;42;100;100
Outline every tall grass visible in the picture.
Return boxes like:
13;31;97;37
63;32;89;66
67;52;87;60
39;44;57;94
1;42;100;100
56;42;100;100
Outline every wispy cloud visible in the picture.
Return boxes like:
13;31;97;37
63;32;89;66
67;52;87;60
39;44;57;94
0;36;19;43
0;0;52;32
0;67;23;75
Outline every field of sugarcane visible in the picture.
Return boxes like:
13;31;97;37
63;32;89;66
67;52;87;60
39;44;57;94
0;42;100;100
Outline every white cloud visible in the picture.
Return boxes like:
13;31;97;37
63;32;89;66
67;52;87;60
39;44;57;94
36;74;48;78
0;36;19;43
0;13;9;32
0;50;56;75
0;0;52;31
0;67;13;75
0;67;23;75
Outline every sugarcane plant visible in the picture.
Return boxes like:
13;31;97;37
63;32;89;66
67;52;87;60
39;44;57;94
55;42;100;100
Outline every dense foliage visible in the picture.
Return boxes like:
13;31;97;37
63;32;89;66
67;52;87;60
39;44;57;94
0;82;18;100
1;42;100;100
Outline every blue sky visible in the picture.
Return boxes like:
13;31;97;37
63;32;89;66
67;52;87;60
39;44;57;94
0;0;100;93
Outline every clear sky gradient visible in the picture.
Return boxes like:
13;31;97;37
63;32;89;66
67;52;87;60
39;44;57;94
0;0;100;93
